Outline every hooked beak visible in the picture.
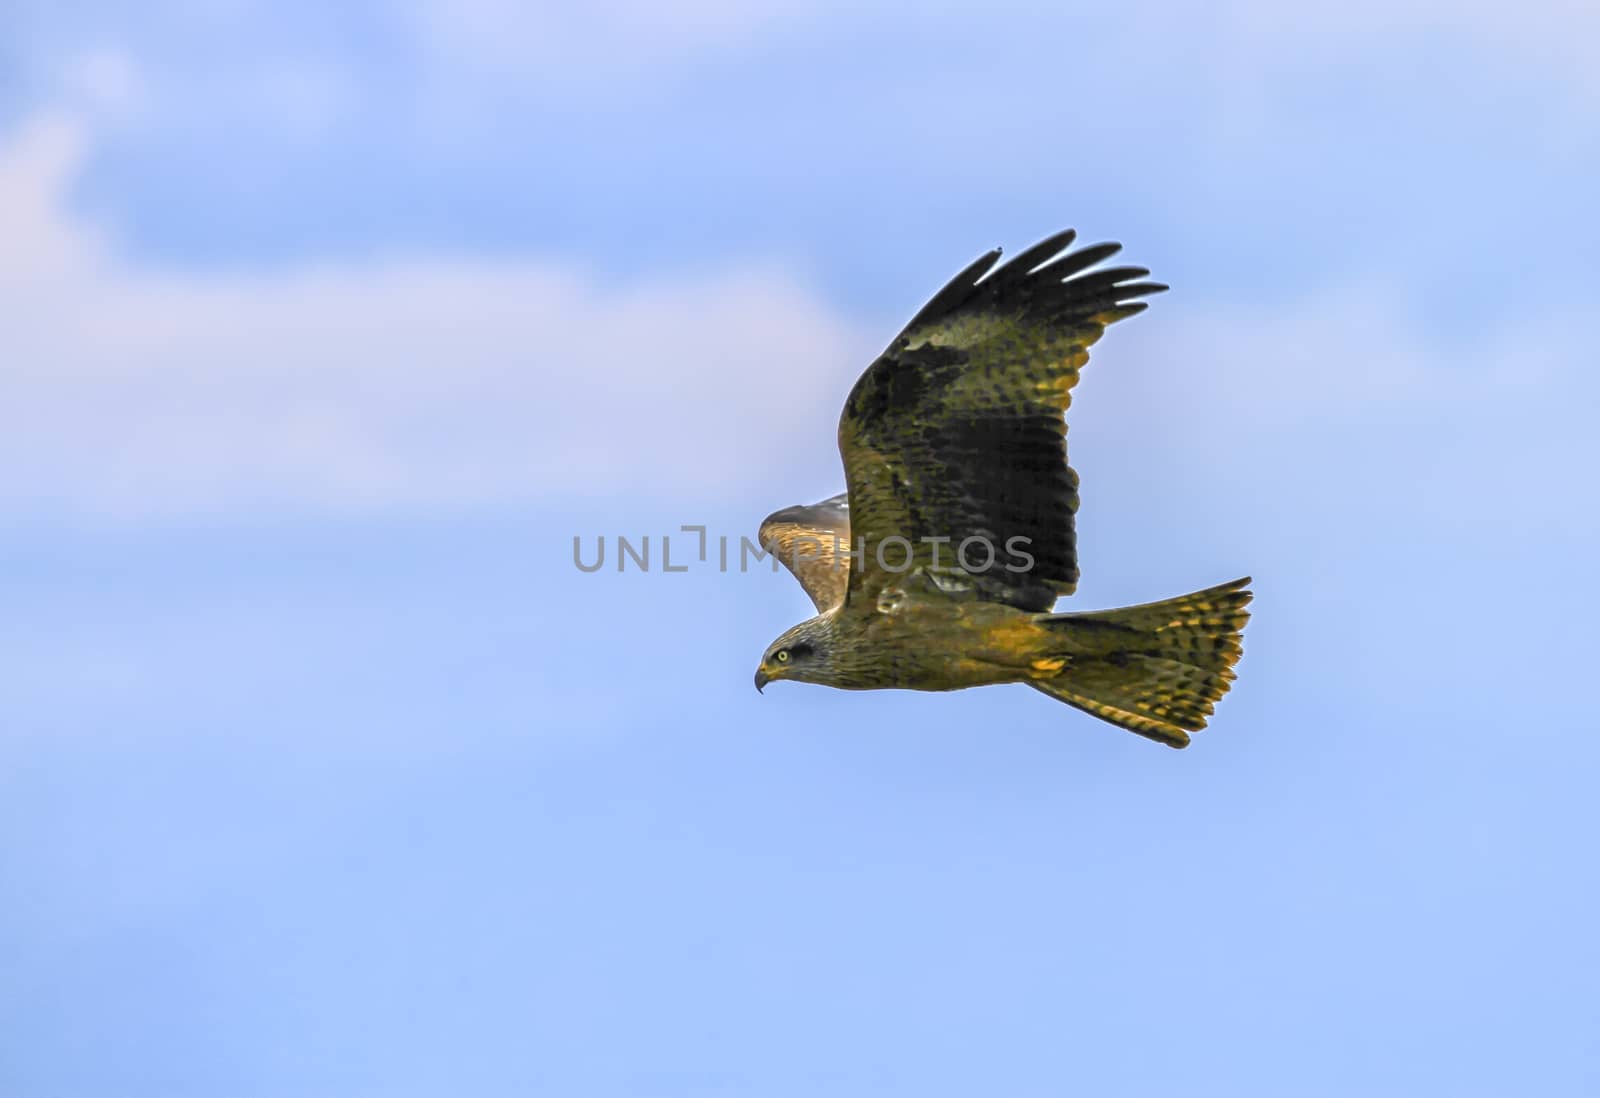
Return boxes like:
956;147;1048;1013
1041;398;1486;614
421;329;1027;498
754;666;770;693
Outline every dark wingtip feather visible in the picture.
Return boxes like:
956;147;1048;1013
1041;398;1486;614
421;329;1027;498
1064;264;1151;288
1113;281;1169;299
991;228;1079;281
900;232;1163;337
1043;241;1123;280
902;246;1004;333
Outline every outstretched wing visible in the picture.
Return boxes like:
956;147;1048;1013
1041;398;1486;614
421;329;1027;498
838;229;1164;613
758;493;852;613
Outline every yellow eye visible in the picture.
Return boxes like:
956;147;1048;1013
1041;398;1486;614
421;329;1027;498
774;650;790;663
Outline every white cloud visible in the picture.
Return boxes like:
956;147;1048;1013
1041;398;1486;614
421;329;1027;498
2;107;1591;526
0;112;873;518
0;114;102;287
60;46;150;123
1216;0;1600;76
409;0;817;83
402;0;1600;100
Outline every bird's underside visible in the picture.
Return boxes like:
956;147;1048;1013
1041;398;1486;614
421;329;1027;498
753;229;1251;748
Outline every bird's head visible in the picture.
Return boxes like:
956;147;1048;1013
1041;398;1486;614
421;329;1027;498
754;616;835;692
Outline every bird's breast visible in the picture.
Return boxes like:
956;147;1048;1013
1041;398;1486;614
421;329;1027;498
845;596;1040;690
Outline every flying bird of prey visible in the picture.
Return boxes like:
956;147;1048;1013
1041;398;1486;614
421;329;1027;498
753;229;1251;748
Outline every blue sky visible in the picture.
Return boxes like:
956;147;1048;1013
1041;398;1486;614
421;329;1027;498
3;3;1599;1096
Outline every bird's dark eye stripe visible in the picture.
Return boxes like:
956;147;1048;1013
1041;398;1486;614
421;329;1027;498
789;642;814;658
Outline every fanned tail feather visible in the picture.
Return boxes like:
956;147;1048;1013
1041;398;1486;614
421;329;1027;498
1029;577;1253;748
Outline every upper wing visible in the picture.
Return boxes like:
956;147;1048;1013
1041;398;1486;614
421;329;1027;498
758;492;852;613
837;229;1165;613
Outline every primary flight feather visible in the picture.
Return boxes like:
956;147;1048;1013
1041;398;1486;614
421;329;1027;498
755;229;1251;748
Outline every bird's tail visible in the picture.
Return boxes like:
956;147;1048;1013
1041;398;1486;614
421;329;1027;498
1029;577;1252;748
